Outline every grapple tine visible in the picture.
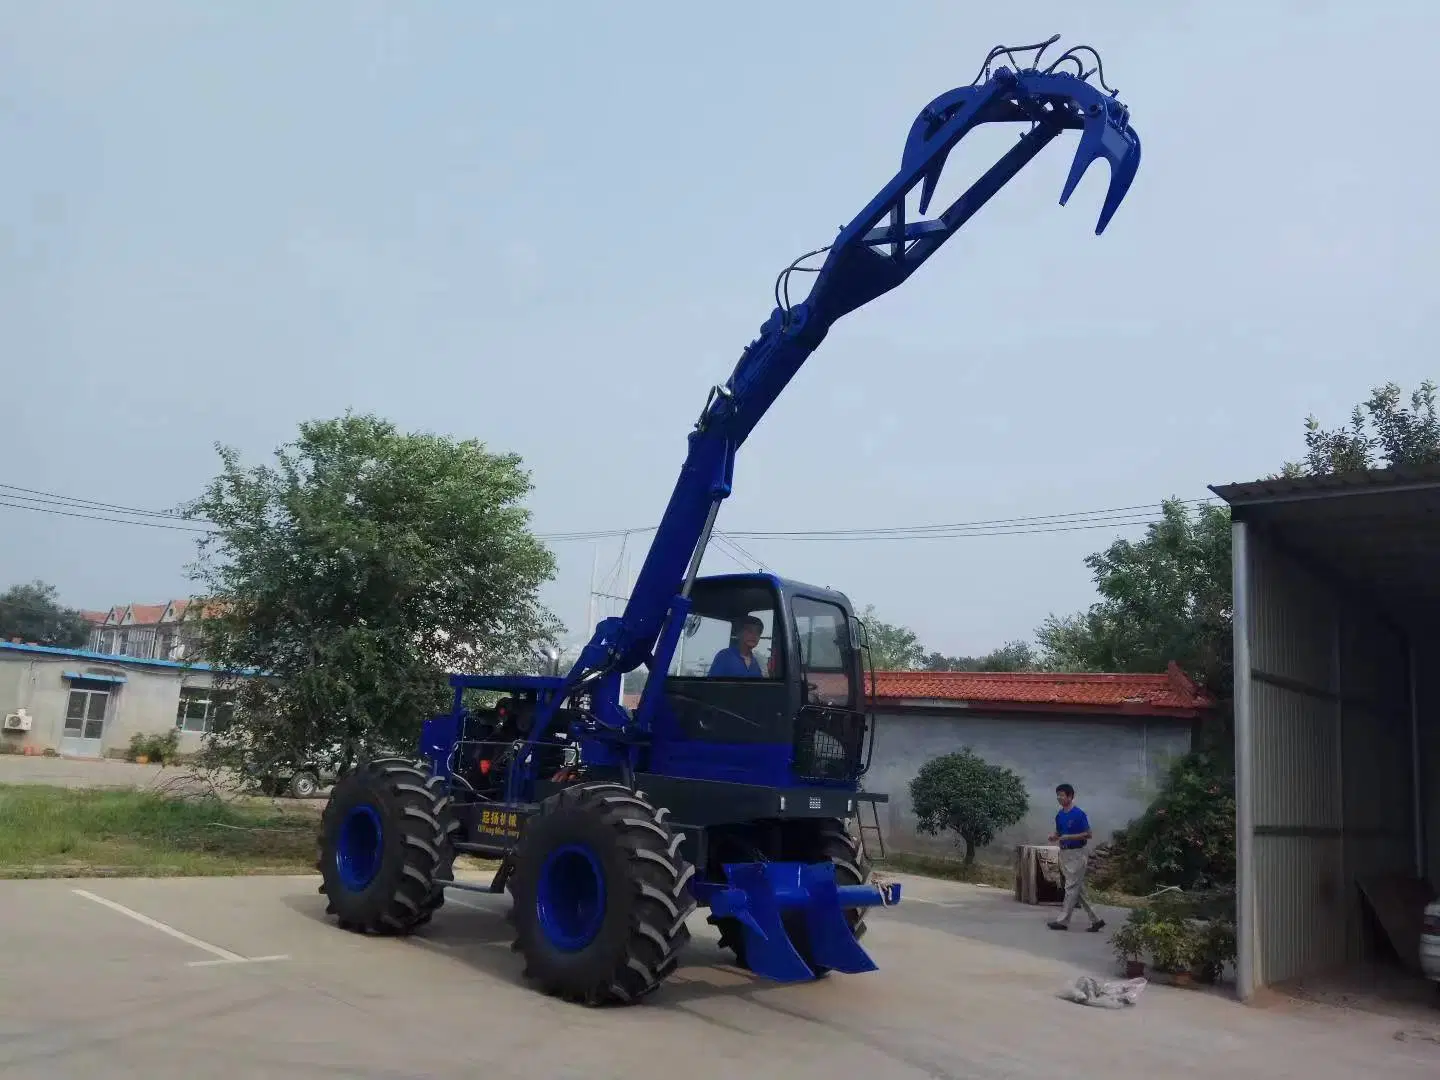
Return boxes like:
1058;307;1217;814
708;861;901;982
1058;106;1141;235
797;862;877;975
711;862;816;982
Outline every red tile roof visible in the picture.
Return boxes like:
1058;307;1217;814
867;661;1211;717
126;604;168;625
79;610;109;625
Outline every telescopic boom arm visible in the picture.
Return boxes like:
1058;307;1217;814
562;36;1140;717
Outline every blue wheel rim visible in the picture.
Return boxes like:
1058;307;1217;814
336;804;384;891
536;843;607;951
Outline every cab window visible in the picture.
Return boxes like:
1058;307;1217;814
668;582;781;680
791;596;856;706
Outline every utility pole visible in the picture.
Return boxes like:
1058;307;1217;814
584;545;599;638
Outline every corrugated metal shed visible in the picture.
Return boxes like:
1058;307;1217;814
1214;466;1440;1000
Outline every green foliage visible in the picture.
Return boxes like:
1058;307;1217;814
1280;379;1440;476
0;581;90;648
1034;499;1233;694
1110;907;1152;962
858;605;925;669
181;412;562;771
908;747;1030;865
1143;914;1199;973
857;605;1035;672
921;639;1038;672
1106;751;1235;892
1109;900;1233;980
126;729;182;764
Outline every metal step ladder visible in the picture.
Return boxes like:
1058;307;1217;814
856;793;887;862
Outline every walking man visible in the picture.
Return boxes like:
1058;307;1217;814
1047;783;1105;932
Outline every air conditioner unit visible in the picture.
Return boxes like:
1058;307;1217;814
3;709;32;731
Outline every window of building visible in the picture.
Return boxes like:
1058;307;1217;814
175;688;236;734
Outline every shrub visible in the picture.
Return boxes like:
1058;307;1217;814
908;747;1030;865
1106;750;1235;893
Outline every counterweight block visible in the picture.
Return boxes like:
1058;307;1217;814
708;860;903;982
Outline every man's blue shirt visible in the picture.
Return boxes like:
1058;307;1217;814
1055;806;1090;849
708;647;763;677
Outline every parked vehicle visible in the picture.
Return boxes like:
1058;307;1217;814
248;750;340;798
247;740;398;799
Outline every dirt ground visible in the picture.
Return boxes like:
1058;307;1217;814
1;871;1437;1079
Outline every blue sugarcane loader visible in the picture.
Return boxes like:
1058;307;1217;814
314;35;1141;1006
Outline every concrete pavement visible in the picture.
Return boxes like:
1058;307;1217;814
0;755;170;789
0;872;1436;1079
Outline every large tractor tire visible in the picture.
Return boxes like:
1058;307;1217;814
507;781;696;1006
316;756;458;934
713;817;871;976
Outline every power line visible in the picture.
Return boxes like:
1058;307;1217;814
722;498;1220;539
0;482;193;522
0;478;1219;544
0;497;213;533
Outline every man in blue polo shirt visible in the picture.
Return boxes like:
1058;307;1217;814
708;615;766;677
1047;782;1105;932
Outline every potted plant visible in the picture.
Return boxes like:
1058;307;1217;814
1195;919;1236;984
1111;918;1149;978
1146;916;1199;986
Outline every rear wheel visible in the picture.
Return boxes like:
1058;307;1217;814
712;818;870;976
508;781;696;1005
316;757;457;934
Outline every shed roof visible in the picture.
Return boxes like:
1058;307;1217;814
1211;463;1440;625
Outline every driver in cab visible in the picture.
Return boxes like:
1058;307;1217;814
708;615;766;677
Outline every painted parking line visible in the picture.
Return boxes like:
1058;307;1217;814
898;895;966;907
71;888;289;967
442;888;492;911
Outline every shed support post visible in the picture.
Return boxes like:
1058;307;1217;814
1232;520;1257;1002
1409;640;1426;881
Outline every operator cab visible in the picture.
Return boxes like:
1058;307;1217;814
659;573;870;784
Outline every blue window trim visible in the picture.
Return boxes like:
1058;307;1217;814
63;670;127;685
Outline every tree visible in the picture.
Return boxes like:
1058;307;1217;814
858;606;1037;672
182;413;563;770
0;580;90;648
1280;379;1440;476
921;640;1038;672
909;748;1029;864
1034;498;1233;695
857;604;925;669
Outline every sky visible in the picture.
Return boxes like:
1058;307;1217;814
2;0;1436;658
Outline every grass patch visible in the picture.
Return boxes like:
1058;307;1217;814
0;784;319;878
873;851;1014;889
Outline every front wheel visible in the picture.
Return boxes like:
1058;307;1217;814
316;757;457;934
508;782;696;1005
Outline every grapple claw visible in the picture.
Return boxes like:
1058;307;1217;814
708;860;900;983
1059;101;1141;234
